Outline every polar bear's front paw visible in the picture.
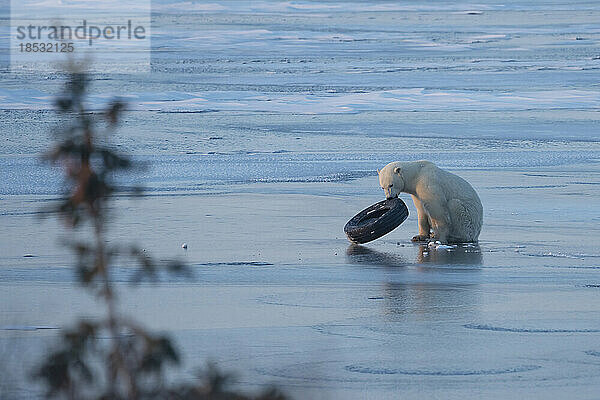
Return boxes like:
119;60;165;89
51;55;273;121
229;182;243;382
412;234;430;242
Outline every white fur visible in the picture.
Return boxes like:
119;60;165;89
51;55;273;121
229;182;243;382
378;160;483;243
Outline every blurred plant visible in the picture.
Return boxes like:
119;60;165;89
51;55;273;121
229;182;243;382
35;66;289;400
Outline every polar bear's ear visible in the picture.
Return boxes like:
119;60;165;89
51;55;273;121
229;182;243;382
393;167;401;175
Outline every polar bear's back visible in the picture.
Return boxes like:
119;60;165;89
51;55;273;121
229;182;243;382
433;166;481;204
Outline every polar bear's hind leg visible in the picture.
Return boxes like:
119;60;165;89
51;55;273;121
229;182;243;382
448;198;480;243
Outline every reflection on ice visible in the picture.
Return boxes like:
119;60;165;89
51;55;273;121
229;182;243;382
345;244;407;267
416;244;483;266
379;282;478;321
345;245;481;322
345;243;483;268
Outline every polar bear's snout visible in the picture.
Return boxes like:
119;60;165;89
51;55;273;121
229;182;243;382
383;186;398;199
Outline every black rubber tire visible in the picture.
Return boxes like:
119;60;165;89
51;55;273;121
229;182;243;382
344;198;409;244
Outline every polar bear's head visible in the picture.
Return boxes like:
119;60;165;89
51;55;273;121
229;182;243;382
378;161;429;199
377;162;404;199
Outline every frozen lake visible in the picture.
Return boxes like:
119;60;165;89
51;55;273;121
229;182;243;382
1;0;600;398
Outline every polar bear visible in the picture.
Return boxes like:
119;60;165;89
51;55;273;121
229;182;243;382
378;160;483;243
